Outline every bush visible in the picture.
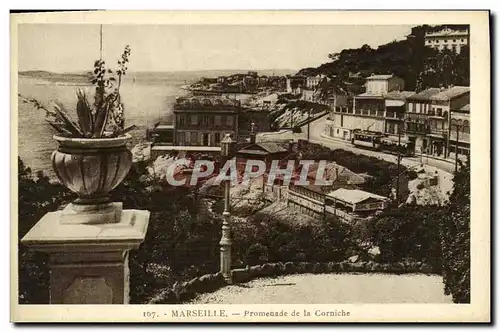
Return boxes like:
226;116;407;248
416;182;425;190
18;158;74;304
365;205;443;270
244;243;269;266
407;170;418;180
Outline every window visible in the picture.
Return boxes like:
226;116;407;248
444;39;448;43
337;129;340;134
227;116;233;126
215;115;221;126
190;132;198;145
453;39;456;42
461;39;465;42
214;132;221;145
202;116;209;126
179;115;186;126
209;116;215;126
190;115;198;125
177;132;185;145
221;115;227;126
340;115;344;127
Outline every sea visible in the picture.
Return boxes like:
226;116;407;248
17;72;193;179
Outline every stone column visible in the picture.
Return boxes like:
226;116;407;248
21;206;149;304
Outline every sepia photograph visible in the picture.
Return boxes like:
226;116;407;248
10;10;490;323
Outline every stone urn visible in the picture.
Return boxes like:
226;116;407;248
51;134;133;224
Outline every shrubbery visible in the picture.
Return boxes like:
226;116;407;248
407;170;418;180
18;158;74;304
440;158;470;303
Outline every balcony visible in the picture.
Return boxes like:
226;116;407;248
353;108;385;118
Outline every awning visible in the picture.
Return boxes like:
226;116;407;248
385;100;405;107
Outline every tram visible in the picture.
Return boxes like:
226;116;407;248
351;129;415;156
351;130;383;149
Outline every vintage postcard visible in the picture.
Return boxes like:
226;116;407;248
10;10;490;323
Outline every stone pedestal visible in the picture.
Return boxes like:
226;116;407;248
21;209;149;304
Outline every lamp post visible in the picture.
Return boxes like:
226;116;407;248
451;123;464;173
220;133;235;284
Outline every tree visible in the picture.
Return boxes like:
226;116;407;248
416;46;470;91
440;157;470;303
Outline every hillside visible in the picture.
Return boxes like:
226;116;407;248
296;25;470;92
19;70;91;84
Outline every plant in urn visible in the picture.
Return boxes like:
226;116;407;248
21;46;136;224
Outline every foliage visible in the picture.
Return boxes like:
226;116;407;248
18;45;135;138
416;46;470;91
297;25;469;92
366;204;443;270
232;216;355;267
440;158;470;303
407;170;418;180
18;158;74;304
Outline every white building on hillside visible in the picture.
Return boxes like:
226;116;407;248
424;27;469;54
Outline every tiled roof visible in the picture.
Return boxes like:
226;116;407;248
407;88;441;101
326;188;389;204
430;86;470;101
356;92;384;98
385;90;415;100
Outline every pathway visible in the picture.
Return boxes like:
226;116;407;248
190;273;452;304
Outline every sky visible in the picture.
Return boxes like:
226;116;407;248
18;24;412;73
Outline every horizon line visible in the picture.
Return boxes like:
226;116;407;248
18;68;300;75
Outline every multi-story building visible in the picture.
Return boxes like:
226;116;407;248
285;75;307;94
424;27;469;54
324;74;407;141
301;88;316;102
384;90;414;135
173;97;240;146
364;74;404;95
449;104;470;158
306;74;325;90
405;86;470;158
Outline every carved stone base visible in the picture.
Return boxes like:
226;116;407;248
60;202;123;225
21;209;150;304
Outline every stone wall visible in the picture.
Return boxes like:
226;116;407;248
148;260;436;304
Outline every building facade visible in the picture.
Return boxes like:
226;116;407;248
449;104;470;158
405;86;470;158
365;74;405;95
324;75;408;141
173;97;240;146
306;74;325;90
285;75;307;94
424;27;469;54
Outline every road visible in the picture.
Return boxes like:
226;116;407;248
260;115;456;174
